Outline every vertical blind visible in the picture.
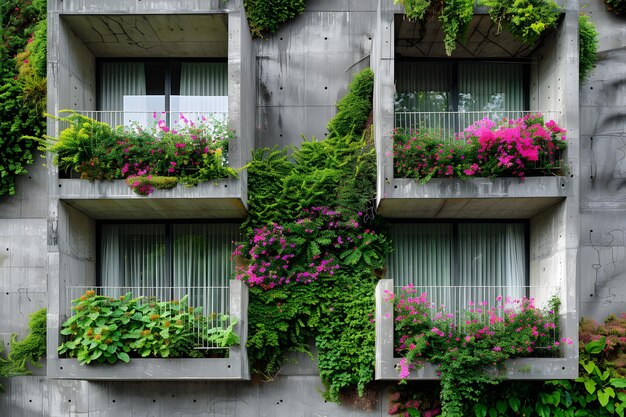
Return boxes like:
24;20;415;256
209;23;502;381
180;62;228;96
98;62;147;111
100;223;240;289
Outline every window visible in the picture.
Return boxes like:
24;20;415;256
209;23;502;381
386;221;528;313
97;59;228;127
98;222;239;289
395;61;530;133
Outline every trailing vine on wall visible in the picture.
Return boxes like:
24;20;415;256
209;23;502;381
239;68;393;402
578;14;599;84
0;0;47;198
397;0;561;55
243;0;306;38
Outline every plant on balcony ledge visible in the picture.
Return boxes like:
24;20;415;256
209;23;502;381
58;291;239;364
393;113;567;182
46;112;237;195
389;285;570;417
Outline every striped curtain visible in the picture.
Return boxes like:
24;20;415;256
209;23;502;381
458;62;525;113
180;62;228;96
98;62;147;111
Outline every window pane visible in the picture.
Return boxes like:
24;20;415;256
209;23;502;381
100;224;167;288
395;61;450;113
387;223;453;287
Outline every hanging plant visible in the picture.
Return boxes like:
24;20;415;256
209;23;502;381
394;0;433;21
483;0;561;45
439;0;474;55
579;14;599;84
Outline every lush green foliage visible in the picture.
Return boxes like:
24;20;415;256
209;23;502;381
0;308;47;391
58;291;239;364
394;0;432;21
243;0;305;38
579;14;599;84
439;0;474;56
0;0;47;197
391;286;564;416
242;68;391;401
483;0;560;45
46;112;237;195
394;114;567;182
605;0;626;15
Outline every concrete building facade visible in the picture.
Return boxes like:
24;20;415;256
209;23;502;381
0;0;625;415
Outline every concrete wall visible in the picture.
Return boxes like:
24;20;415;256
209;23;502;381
579;0;626;322
2;0;626;414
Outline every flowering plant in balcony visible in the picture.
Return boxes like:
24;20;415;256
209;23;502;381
393;113;567;183
46;111;237;195
388;285;569;417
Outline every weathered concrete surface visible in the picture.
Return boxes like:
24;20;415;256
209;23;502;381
579;2;626;322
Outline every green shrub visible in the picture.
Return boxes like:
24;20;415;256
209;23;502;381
579;14;599;84
244;0;306;37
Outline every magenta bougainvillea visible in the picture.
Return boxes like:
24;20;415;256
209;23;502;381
393;114;567;181
233;207;389;289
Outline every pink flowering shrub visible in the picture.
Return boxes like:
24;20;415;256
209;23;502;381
50;112;237;195
393;114;567;182
389;285;567;416
234;207;390;289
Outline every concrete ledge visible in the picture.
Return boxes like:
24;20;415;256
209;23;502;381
48;352;250;380
378;177;567;218
56;178;247;219
377;357;578;380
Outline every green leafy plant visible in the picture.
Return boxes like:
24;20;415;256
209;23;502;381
579;14;599;84
243;0;305;38
207;315;240;348
58;291;239;364
483;0;561;45
0;0;46;197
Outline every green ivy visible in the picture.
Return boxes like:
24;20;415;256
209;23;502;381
394;0;432;21
0;308;47;392
244;0;305;38
579;14;598;84
0;0;46;198
243;68;392;401
439;0;474;56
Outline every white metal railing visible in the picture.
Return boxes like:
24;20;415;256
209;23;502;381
392;284;560;332
394;110;562;140
56;110;228;134
66;285;231;350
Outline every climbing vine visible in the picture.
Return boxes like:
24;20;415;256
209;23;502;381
240;68;393;402
0;0;47;198
579;14;599;84
243;0;306;38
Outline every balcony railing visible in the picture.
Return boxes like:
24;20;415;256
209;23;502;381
56;110;228;134
391;284;560;332
66;285;232;350
394;110;561;140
